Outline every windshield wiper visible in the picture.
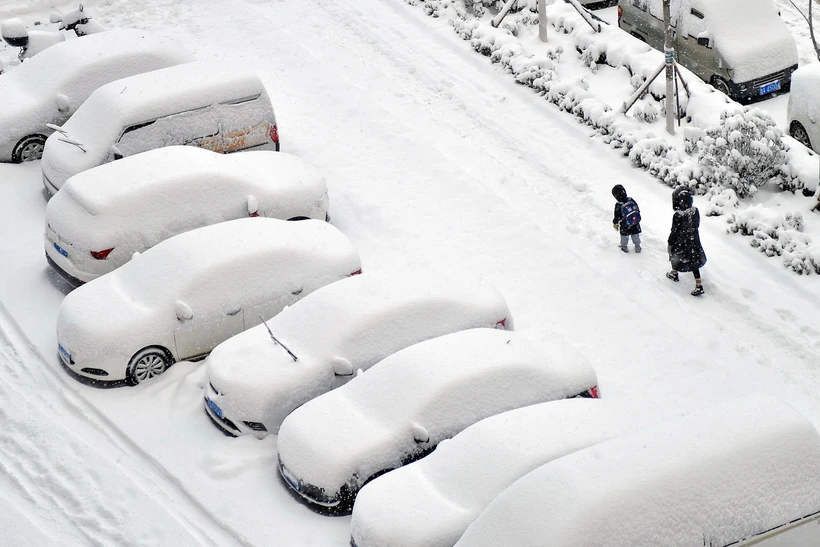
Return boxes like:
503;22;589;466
57;136;86;153
46;123;67;135
259;314;297;362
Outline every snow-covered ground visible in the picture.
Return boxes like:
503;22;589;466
2;0;820;545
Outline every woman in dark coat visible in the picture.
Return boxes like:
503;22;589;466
666;186;706;296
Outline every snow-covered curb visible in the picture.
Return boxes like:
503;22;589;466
406;0;820;274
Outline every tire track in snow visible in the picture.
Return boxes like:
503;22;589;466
0;301;250;547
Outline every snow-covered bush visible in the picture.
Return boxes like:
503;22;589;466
696;109;787;198
704;187;739;217
728;206;819;274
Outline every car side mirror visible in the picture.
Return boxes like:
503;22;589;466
175;301;193;321
412;423;429;443
49;12;63;23
110;145;123;161
247;195;259;217
56;93;70;114
697;36;710;48
331;357;354;377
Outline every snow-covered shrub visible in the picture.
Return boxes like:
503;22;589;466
727;206;818;273
697;108;787;198
631;97;659;123
704;187;739;217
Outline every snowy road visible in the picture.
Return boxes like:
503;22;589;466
1;0;819;545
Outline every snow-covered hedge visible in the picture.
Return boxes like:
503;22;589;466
405;0;820;273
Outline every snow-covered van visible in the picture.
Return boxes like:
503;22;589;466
41;61;280;193
617;0;798;102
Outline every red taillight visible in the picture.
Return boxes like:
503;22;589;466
348;269;362;276
269;124;279;144
617;5;623;21
495;318;508;329
249;211;260;218
587;385;599;399
90;248;114;260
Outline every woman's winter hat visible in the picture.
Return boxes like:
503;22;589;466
672;186;693;211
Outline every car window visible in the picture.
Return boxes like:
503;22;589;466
116;106;220;157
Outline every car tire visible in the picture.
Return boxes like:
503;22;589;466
711;76;731;97
12;134;47;163
790;122;813;151
127;346;172;386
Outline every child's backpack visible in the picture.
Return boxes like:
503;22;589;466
620;198;641;228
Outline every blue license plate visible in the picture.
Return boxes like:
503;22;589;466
205;397;223;419
759;81;781;95
58;343;71;363
53;242;68;258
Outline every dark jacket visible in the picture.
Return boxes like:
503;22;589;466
613;201;641;235
668;207;707;272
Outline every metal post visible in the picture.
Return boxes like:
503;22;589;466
663;0;675;135
538;0;547;42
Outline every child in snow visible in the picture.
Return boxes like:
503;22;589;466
611;184;641;253
666;186;707;296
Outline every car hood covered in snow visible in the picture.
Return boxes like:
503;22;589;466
351;398;666;547
276;329;598;499
205;270;513;432
454;393;820;547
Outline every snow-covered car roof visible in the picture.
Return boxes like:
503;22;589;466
57;218;361;358
455;393;820;547
276;329;598;509
351;398;663;547
0;29;193;146
205;270;513;433
58;60;266;146
47;147;327;250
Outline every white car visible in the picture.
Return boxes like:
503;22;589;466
454;393;820;547
276;329;599;513
204;271;513;437
56;218;361;385
45;147;329;285
0;29;192;163
41;61;279;193
351;399;656;547
788;63;820;154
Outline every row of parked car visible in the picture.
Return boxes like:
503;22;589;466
16;21;820;547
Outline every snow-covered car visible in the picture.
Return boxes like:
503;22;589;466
0;29;192;163
45;146;329;286
276;329;599;513
41;61;279;193
56;218;361;385
351;398;656;547
454;393;820;547
618;0;798;102
788;63;820;154
204;272;513;437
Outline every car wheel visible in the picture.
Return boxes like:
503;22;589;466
790;122;813;151
127;347;172;385
12;134;47;163
711;76;731;97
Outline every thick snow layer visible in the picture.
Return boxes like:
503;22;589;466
0;29;192;149
277;329;597;499
787;63;820;152
694;0;798;82
39;60;273;187
57;218;360;374
455;393;820;547
351;398;664;547
205;270;512;433
46;147;327;272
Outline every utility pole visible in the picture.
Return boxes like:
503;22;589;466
663;0;675;135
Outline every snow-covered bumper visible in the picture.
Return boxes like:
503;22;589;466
278;457;348;510
203;380;269;438
57;338;129;382
44;224;109;285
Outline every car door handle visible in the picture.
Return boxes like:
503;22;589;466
291;287;303;296
226;307;241;316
